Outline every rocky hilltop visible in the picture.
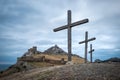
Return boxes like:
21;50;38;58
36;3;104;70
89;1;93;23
44;45;67;54
0;45;84;78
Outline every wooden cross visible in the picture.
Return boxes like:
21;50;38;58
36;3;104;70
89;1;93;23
79;31;96;63
89;44;94;63
53;10;89;61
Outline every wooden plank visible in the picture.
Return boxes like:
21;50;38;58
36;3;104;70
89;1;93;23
89;49;94;53
85;31;88;63
90;44;92;63
89;44;95;63
53;19;89;32
79;40;86;44
87;37;96;42
79;37;96;44
68;10;72;61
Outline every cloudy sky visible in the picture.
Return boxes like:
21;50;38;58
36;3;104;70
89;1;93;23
0;0;120;64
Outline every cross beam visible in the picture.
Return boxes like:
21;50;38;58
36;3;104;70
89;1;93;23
53;19;88;32
89;44;95;63
79;38;96;44
79;31;96;63
53;10;89;61
89;49;94;53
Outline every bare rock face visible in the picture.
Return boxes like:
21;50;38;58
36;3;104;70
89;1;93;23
44;45;67;54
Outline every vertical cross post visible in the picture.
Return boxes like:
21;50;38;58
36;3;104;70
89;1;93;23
85;31;88;63
90;44;92;63
68;10;72;61
89;44;95;63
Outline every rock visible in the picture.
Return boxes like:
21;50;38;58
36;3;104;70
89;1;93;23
44;45;67;54
66;61;74;65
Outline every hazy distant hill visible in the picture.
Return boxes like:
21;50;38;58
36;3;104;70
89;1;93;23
95;57;120;63
103;57;120;62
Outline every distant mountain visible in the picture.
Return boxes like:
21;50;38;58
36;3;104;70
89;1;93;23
95;57;120;63
44;45;67;54
103;57;120;62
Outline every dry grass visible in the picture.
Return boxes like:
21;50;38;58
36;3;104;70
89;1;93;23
1;63;120;80
33;54;84;64
27;62;54;68
0;53;85;78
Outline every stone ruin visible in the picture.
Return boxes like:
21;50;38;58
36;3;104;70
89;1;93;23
17;56;66;65
23;46;41;56
17;46;67;65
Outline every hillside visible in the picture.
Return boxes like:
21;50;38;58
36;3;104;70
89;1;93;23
0;45;120;79
0;45;84;77
23;45;84;64
21;45;84;64
0;63;120;80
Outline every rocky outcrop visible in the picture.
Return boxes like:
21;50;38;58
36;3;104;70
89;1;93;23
44;45;67;54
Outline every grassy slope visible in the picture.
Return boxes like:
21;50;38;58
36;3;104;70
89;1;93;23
32;54;84;64
1;63;120;80
27;54;84;68
0;54;84;77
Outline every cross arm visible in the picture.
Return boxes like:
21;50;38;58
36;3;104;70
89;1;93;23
53;19;89;32
79;37;96;44
87;37;96;42
79;40;85;44
89;49;95;53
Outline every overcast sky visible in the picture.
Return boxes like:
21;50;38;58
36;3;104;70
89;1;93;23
0;0;120;64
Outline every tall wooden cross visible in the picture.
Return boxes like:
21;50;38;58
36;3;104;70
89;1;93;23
53;10;89;61
79;31;96;63
89;44;94;63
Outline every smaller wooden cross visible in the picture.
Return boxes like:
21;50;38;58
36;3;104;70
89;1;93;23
89;44;94;63
79;31;96;63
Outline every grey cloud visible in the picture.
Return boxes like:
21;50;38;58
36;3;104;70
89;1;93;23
0;0;120;63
